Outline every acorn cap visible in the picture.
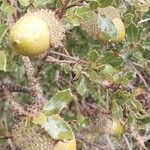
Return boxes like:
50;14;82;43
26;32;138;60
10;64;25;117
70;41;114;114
11;116;76;150
11;118;55;150
26;9;65;48
81;12;99;40
97;6;120;19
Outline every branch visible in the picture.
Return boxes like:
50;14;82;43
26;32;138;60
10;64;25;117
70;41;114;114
21;56;47;116
3;88;29;116
21;56;46;102
46;56;85;64
0;81;32;94
50;51;88;64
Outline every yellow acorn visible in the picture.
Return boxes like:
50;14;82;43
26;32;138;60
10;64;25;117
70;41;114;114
10;10;65;56
81;6;125;43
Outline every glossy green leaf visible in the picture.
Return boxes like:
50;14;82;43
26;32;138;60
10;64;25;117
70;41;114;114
126;23;139;43
0;51;7;72
98;16;117;40
42;115;73;141
43;89;73;115
101;52;123;68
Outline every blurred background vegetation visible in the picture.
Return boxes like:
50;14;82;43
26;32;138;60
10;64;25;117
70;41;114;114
0;0;150;149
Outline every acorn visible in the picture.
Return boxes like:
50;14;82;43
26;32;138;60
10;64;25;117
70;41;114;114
9;9;65;56
81;6;125;43
11;116;76;150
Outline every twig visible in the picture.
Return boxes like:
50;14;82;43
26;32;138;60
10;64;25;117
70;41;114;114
50;51;88;64
123;134;133;150
0;81;32;94
3;88;29;116
46;56;83;64
57;0;70;19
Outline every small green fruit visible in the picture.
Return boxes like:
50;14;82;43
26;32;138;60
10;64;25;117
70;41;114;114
10;15;50;56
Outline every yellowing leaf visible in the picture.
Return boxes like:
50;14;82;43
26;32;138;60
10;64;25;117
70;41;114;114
32;112;47;125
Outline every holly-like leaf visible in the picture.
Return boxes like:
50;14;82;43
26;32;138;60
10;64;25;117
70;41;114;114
126;23;139;43
43;89;73;115
0;51;7;72
42;115;73;141
101;52;123;68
